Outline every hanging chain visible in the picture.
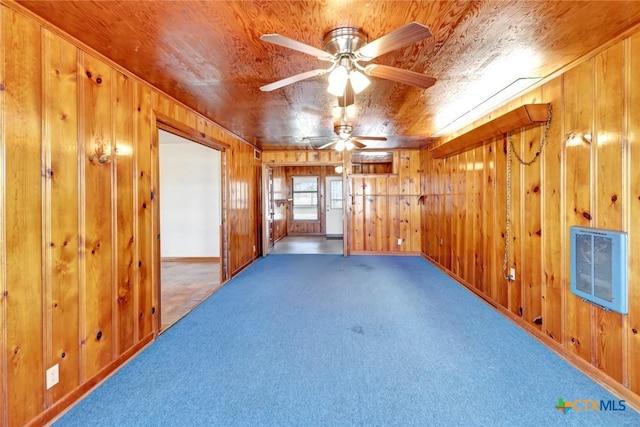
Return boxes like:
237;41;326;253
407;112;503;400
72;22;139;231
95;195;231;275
502;105;552;280
502;135;512;279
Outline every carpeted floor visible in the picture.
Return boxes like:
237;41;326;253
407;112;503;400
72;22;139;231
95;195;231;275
54;255;640;426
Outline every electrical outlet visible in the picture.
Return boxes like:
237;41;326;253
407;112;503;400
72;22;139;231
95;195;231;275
397;238;402;245
509;267;516;281
46;364;59;389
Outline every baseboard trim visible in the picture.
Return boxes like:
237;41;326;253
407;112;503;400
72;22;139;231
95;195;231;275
161;257;220;262
29;334;154;426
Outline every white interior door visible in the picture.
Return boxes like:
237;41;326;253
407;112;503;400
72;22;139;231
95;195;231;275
325;176;343;237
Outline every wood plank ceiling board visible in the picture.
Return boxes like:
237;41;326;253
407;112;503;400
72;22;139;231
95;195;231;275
16;0;640;150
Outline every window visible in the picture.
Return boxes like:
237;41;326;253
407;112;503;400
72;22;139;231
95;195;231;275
330;179;342;209
292;176;319;220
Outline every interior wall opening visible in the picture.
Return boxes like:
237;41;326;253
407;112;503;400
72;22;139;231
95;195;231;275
158;129;222;330
265;164;344;256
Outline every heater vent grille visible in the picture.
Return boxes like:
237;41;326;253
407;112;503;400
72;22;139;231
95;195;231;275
570;226;627;314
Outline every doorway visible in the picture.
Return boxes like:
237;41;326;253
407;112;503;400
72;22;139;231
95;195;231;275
158;129;222;330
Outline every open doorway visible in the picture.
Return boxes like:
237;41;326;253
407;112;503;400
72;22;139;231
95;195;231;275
264;164;345;256
158;129;222;330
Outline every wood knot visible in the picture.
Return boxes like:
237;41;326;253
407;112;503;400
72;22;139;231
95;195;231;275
96;77;102;84
96;331;103;341
0;83;5;91
138;261;142;267
632;328;638;334
61;351;66;359
611;194;618;203
533;185;539;193
86;71;92;78
582;211;592;220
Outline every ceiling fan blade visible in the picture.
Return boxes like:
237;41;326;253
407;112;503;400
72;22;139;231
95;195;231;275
355;22;432;61
318;140;338;150
353;136;388;142
364;64;436;89
260;69;328;91
350;140;367;149
338;81;355;107
261;34;334;61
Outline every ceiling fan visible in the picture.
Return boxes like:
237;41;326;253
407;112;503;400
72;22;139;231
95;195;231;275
259;22;436;97
304;124;387;152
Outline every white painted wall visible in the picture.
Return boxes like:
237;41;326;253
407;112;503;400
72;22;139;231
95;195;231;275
159;130;221;257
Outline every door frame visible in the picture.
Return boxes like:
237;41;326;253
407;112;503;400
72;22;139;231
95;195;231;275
152;111;230;334
261;160;349;258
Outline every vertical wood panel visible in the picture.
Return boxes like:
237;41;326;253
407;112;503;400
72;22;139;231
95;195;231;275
564;60;593;362
115;71;135;354
493;136;508;308
3;8;43;425
135;83;153;340
593;43;624;382
541;78;564;343
463;150;475;285
482;143;494;294
509;131;522;316
81;53;113;379
629;32;640;395
0;5;6;423
473;146;484;293
522;88;543;328
42;29;80;403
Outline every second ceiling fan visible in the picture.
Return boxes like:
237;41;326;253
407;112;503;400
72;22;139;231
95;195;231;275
259;22;437;97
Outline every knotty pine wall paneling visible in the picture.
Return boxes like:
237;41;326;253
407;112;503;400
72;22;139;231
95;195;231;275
3;8;43;425
629;32;640;396
593;41;625;383
81;52;114;381
541;77;564;344
135;83;153;341
0;3;261;425
0;4;5;423
563;59;594;363
42;29;80;404
420;30;640;407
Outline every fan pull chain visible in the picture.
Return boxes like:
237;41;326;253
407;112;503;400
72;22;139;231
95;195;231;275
502;105;552;281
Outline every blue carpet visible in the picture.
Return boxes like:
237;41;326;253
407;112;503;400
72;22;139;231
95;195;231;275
55;255;640;426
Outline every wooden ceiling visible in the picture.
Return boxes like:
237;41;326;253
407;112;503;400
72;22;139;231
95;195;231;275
16;1;640;150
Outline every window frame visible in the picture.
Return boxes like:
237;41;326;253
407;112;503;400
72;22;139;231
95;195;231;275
291;176;320;221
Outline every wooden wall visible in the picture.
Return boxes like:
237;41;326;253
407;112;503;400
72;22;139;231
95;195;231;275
263;150;421;253
421;32;640;406
0;4;260;426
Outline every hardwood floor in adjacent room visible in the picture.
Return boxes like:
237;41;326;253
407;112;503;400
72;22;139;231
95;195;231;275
161;260;220;330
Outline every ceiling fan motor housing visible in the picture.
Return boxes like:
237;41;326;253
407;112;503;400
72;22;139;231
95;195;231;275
323;27;368;58
334;124;353;138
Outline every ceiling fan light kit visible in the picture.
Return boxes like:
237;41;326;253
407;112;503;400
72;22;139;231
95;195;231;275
260;22;436;151
260;22;436;94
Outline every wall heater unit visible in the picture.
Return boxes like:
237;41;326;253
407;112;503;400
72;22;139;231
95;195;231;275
570;226;628;314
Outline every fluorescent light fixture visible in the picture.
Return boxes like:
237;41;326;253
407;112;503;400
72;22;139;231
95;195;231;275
349;70;370;94
327;65;348;96
433;77;542;137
